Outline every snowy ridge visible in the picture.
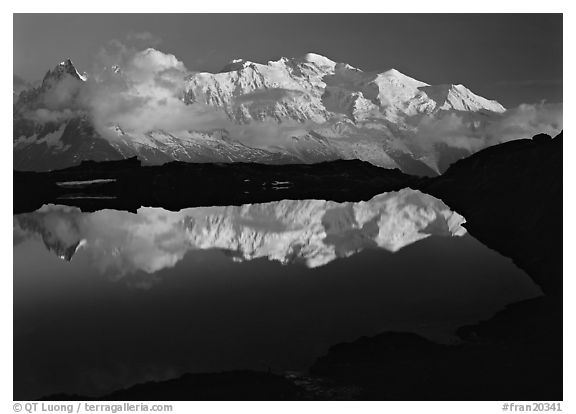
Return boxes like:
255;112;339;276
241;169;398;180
185;55;505;125
420;84;506;113
42;58;87;86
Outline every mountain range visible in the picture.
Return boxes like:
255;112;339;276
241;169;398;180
14;51;512;174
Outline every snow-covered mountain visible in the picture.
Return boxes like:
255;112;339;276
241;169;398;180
14;189;466;281
185;53;504;123
13;52;507;174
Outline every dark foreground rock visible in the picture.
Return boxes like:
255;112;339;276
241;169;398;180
421;132;562;295
310;297;561;400
41;370;306;401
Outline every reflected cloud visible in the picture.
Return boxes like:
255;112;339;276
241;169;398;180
13;189;466;284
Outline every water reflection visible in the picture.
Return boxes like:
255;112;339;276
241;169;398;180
13;189;466;285
14;189;466;286
14;189;543;400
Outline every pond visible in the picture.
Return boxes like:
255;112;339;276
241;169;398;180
13;189;541;399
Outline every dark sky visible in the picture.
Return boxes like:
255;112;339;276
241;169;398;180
13;14;562;107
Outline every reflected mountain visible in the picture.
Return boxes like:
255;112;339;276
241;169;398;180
14;188;465;281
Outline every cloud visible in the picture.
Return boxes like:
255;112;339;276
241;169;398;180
14;206;190;284
42;75;84;108
13;75;31;100
64;46;233;138
485;102;563;144
229;119;317;149
65;45;307;145
24;108;80;124
127;48;186;81
408;112;486;153
18;43;316;149
404;102;563;157
17;68;84;124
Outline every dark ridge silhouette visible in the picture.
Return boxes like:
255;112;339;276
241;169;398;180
40;371;305;401
21;131;562;401
13;159;423;214
309;297;561;400
41;300;562;401
433;142;473;173
384;150;438;177
420;132;562;295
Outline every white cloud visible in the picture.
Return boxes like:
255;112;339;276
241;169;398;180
24;108;80;124
71;47;234;138
405;102;563;156
485;102;563;144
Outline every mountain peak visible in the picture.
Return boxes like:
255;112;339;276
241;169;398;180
375;68;429;91
56;58;81;76
419;83;506;113
217;53;339;73
59;58;74;67
381;68;418;80
219;58;259;73
299;53;337;68
43;58;87;85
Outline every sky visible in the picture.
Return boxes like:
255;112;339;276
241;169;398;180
13;14;562;107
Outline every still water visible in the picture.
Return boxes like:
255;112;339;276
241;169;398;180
13;189;541;399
